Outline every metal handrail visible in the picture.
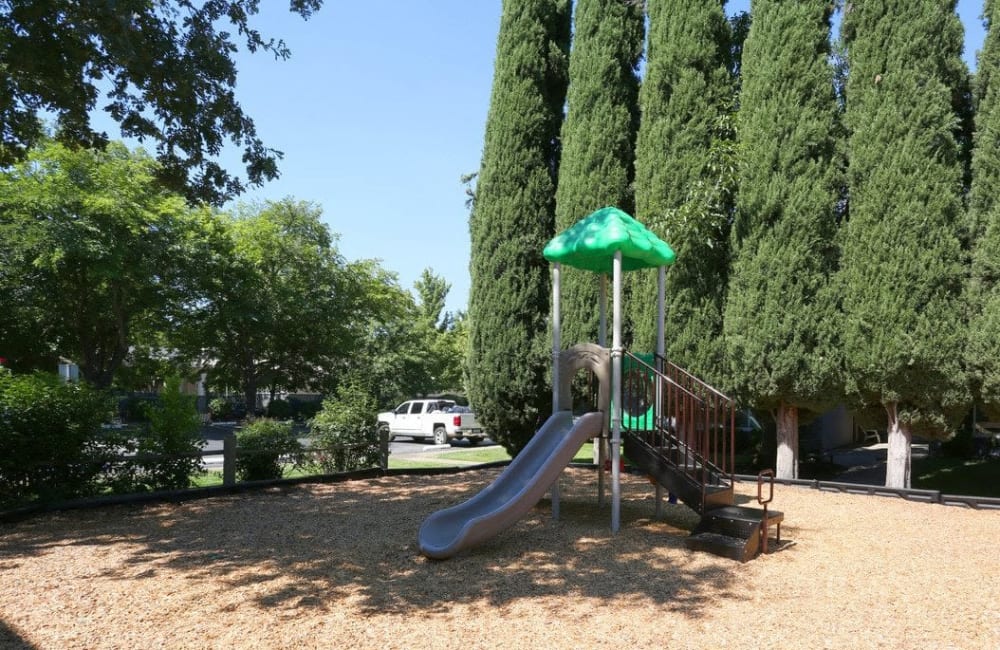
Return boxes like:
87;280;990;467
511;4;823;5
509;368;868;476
623;351;703;403
654;352;731;401
620;349;737;511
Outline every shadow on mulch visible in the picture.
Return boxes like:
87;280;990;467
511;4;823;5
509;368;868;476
0;470;742;620
0;618;35;649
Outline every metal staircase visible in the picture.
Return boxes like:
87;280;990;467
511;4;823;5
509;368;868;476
619;352;782;561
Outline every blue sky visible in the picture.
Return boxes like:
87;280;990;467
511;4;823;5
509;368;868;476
215;0;988;316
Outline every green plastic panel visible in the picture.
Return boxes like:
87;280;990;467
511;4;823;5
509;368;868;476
543;206;676;274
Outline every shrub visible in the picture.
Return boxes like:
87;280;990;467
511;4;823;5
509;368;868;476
118;394;156;423
291;399;322;422
0;370;113;506
235;419;303;481
136;376;205;491
266;398;293;420
209;397;233;421
309;382;381;473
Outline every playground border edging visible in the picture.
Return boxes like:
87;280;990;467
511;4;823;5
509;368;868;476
732;473;1000;510
3;462;997;526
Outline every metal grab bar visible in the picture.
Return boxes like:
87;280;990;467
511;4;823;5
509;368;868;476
758;469;775;553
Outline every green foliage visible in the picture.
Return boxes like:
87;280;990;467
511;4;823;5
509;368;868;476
969;0;1000;418
309;380;381;473
348;264;442;406
174;199;368;409
0;140;192;387
553;0;643;346
839;0;969;437
266;398;294;420
411;268;466;394
0;0;323;205
137;376;204;491
414;268;452;331
209;397;237;421
630;0;734;382
467;0;571;457
723;0;843;413
118;395;155;423
0;370;112;506
289;399;322;422
235;419;303;482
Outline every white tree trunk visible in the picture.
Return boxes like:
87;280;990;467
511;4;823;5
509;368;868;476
775;401;799;480
884;402;912;489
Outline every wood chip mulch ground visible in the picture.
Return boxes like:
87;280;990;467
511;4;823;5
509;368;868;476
1;467;998;649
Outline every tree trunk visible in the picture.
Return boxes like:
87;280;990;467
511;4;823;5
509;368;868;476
242;354;258;419
775;401;799;479
884;402;912;489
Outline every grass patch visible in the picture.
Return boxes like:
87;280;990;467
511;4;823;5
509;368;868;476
190;464;347;487
574;442;595;463
189;442;602;482
435;442;597;465
388;457;459;469
436;447;511;464
192;471;223;488
913;456;1000;497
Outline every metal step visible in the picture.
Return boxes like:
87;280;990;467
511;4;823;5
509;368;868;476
685;531;756;563
686;505;784;562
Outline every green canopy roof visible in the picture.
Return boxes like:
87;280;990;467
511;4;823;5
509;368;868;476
542;206;676;273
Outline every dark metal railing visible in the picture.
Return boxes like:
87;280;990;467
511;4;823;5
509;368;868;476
621;351;736;504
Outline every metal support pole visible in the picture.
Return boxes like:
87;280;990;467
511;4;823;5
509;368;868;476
598;273;608;506
611;252;623;533
551;263;561;520
380;426;390;475
657;266;665;359
655;265;666;516
599;274;608;347
223;432;236;486
552;263;561;413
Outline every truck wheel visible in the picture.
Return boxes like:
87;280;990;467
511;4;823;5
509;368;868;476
433;426;448;446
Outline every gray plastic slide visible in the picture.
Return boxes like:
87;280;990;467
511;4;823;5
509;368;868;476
418;410;604;559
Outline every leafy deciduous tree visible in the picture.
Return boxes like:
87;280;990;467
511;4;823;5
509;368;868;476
175;199;365;410
0;1;323;205
414;267;452;332
0;140;190;387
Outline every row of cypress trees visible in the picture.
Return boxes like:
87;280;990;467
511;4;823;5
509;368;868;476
468;0;1000;489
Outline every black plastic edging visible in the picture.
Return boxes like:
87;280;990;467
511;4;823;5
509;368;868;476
0;461;516;524
733;473;999;509
4;461;996;524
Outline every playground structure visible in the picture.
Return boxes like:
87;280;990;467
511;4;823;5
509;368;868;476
418;207;783;562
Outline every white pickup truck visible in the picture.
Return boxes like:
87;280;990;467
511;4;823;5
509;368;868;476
377;399;486;445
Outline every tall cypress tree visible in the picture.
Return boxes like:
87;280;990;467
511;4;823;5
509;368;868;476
969;0;1000;416
840;0;969;488
467;0;571;456
724;0;842;480
553;0;643;347
631;0;733;382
